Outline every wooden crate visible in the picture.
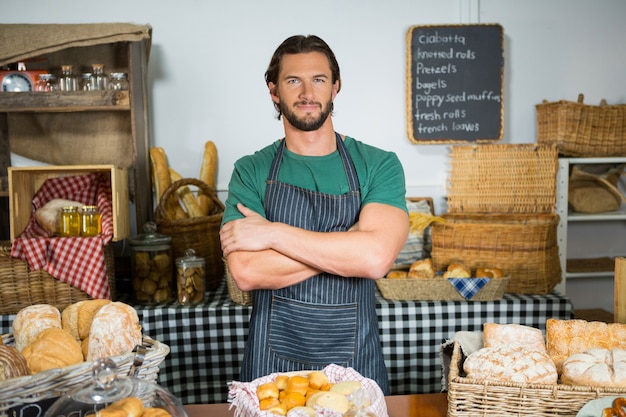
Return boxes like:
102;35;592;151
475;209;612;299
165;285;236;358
8;165;129;241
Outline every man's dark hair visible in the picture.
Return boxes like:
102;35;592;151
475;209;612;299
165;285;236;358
265;35;341;118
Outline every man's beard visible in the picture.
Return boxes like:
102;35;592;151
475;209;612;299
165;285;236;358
280;99;333;132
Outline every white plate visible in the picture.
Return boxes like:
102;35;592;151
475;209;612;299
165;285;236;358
576;396;622;417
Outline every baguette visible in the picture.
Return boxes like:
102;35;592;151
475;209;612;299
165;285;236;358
169;168;204;218
198;140;218;215
150;147;186;219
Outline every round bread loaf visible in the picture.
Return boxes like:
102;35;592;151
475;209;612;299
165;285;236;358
483;323;547;353
86;302;142;361
0;345;30;380
34;198;84;235
442;262;471;279
21;327;83;373
561;348;626;388
408;258;435;278
13;304;62;352
475;267;504;278
463;345;558;384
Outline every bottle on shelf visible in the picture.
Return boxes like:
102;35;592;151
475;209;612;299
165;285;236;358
58;65;79;91
109;72;129;91
88;64;109;91
35;74;58;92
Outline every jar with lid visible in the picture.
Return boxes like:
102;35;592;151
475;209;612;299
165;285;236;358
81;72;92;90
175;249;206;305
89;63;109;91
35;73;57;92
128;222;174;304
59;206;81;237
58;64;79;91
81;205;101;237
109;72;129;90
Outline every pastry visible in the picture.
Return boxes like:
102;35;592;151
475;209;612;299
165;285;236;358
13;304;62;352
408;258;435;279
96;396;144;417
306;391;350;414
561;348;626;388
483;323;547;353
386;270;408;279
463;345;558;384
142;408;173;417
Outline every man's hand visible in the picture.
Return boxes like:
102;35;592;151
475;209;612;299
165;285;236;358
220;203;273;256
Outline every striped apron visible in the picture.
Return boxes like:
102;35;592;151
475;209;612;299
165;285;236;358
239;133;390;394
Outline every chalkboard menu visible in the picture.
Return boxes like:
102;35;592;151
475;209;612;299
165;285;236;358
406;24;504;143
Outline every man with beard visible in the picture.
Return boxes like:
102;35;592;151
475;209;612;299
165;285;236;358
220;35;409;393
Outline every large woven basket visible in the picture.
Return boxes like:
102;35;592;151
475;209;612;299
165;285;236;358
155;178;225;291
376;276;509;301
0;334;169;416
224;257;252;306
446;144;558;214
431;213;562;294
447;341;626;417
0;241;115;315
536;93;626;157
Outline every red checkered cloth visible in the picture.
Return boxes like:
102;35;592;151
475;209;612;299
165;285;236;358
11;173;115;300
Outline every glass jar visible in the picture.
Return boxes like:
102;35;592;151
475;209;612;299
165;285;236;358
81;205;101;237
35;73;57;92
59;206;81;237
58;64;79;91
81;72;92;90
128;222;174;304
89;63;109;91
176;249;206;305
109;72;129;90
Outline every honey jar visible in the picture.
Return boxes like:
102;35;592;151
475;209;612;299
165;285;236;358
128;222;174;304
59;206;81;237
81;205;101;237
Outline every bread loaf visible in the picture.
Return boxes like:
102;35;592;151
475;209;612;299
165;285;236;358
35;199;83;235
21;327;83;373
561;348;626;388
386;270;407;279
483;323;547;353
0;345;30;380
13;304;62;352
475;267;504;278
463;345;558;384
150;147;186;219
62;299;112;359
97;397;144;417
87;302;142;361
546;318;626;373
408;258;435;279
169;167;203;218
198;140;218;216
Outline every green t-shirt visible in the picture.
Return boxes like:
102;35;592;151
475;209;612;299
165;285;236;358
221;136;407;225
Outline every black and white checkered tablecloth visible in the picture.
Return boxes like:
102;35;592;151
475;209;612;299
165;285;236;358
0;283;573;405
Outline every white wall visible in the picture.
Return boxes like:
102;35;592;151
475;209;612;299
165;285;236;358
5;0;626;312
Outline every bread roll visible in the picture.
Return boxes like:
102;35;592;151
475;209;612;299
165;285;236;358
13;304;62;352
21;328;83;373
546;318;626;373
169;168;204;218
408;258;435;279
87;302;142;361
35;199;84;235
308;370;329;390
561;348;626;388
257;382;279;400
306;391;350;414
198;140;218;215
142;408;173;417
475;267;504;278
329;380;362;396
442;262;471;279
0;345;30;380
463;345;558;384
483;323;547;353
386;270;407;279
287;406;315;416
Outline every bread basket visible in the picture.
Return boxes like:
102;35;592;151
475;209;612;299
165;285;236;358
0;334;169;416
376;275;509;301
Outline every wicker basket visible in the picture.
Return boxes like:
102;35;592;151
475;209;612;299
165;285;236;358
536;93;626;157
155;178;225;291
0;334;169;416
224;257;252;306
0;241;115;315
447;341;626;417
376;276;509;301
446;144;558;214
431;213;562;294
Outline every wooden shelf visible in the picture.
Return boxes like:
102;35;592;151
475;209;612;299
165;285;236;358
0;90;130;112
